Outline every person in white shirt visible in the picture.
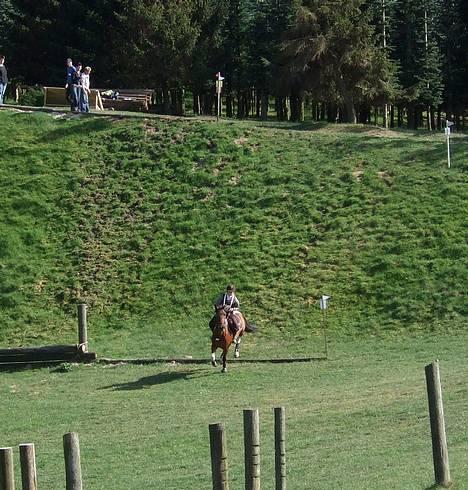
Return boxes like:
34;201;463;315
209;285;256;337
79;66;92;112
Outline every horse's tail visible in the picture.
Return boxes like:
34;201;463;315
245;323;258;333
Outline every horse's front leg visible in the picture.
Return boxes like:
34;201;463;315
221;349;227;373
211;345;217;367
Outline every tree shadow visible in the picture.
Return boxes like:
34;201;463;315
40;116;113;142
99;369;209;391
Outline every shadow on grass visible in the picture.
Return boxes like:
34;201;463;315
40;116;113;142
99;369;210;390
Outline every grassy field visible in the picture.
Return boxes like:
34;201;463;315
1;333;467;489
0;108;466;488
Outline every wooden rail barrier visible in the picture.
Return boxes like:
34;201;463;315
0;304;96;366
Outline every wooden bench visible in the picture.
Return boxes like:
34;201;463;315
43;86;104;110
100;88;153;112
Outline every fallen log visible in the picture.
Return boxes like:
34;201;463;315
0;345;96;364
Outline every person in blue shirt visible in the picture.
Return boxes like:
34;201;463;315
71;62;82;112
65;58;76;107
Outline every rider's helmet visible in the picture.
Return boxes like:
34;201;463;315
226;284;236;293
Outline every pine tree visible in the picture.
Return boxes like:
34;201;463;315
393;0;443;129
0;0;16;55
281;0;394;123
440;0;467;128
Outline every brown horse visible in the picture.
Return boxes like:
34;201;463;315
211;306;250;373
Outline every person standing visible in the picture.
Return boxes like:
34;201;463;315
79;66;92;112
65;58;76;106
71;62;82;112
0;55;8;105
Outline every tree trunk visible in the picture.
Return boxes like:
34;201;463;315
226;95;233;118
162;87;171;114
276;96;288;121
237;91;245;119
171;88;184;116
290;91;304;122
338;77;357;123
260;94;268;120
193;92;200;115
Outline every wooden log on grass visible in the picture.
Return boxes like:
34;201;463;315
0;345;96;364
274;407;286;490
209;423;229;490
63;433;82;490
0;447;15;490
19;444;37;490
425;360;451;487
244;409;260;490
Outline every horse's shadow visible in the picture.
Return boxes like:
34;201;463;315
99;370;208;391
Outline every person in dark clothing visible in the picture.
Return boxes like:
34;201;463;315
65;58;76;106
0;55;8;105
71;62;82;112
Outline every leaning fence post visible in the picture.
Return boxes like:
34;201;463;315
63;432;83;490
243;409;260;490
274;407;286;490
0;447;15;490
425;360;451;487
19;444;37;490
77;304;88;353
209;423;229;490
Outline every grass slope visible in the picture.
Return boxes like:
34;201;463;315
0;110;466;357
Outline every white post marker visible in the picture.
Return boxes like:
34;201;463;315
445;120;454;168
216;72;224;122
319;295;331;358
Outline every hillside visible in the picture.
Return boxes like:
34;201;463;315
0;110;466;356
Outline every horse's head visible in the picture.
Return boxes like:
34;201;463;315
213;306;229;334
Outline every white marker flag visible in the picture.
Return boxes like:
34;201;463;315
320;295;331;310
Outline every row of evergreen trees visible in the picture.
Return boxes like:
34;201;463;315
1;0;466;128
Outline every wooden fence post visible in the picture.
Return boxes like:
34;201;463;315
0;447;15;490
77;304;88;353
63;432;83;490
274;407;286;490
425;360;451;487
209;423;229;490
19;444;37;490
243;409;260;490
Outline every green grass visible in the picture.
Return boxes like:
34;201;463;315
0;110;466;357
1;333;467;489
0;110;467;488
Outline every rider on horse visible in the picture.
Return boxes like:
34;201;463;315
209;285;245;338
